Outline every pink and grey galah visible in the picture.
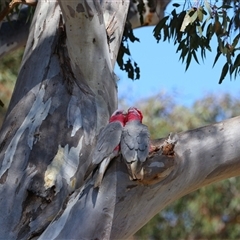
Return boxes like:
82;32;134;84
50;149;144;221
121;107;150;180
85;109;126;188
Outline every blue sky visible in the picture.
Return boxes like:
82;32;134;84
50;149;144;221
115;2;239;107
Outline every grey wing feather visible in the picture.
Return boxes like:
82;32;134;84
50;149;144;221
84;121;122;180
92;121;123;165
121;121;150;163
136;124;150;162
94;156;111;188
121;122;136;163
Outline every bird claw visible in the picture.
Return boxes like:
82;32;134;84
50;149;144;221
126;161;144;181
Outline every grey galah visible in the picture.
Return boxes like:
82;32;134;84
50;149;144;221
85;110;126;188
121;107;150;180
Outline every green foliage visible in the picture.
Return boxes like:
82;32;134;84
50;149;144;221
0;48;23;124
117;21;140;80
132;92;240;239
153;0;240;83
119;0;239;82
136;0;145;26
0;1;33;111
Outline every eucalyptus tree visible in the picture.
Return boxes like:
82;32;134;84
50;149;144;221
0;0;239;239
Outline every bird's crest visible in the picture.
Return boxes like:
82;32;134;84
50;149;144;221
109;109;127;124
127;107;143;122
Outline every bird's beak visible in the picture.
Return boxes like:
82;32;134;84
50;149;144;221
123;111;128;122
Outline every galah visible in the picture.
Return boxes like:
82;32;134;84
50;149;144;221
85;110;126;188
121;107;150;180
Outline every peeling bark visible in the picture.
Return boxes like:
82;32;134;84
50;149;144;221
0;0;171;57
0;0;127;238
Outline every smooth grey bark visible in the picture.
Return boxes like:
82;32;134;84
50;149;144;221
0;2;75;238
0;0;171;57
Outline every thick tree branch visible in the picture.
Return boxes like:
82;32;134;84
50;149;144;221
111;116;240;238
39;115;240;239
102;1;130;67
57;0;129;130
58;0;112;89
0;0;170;57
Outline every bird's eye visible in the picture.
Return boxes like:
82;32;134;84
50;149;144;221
115;111;122;115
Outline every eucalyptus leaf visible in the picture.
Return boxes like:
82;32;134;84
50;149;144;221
219;62;229;83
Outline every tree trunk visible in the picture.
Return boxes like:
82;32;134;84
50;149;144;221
1;1;240;239
0;0;123;238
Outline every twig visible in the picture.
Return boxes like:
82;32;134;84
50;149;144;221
0;0;37;22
